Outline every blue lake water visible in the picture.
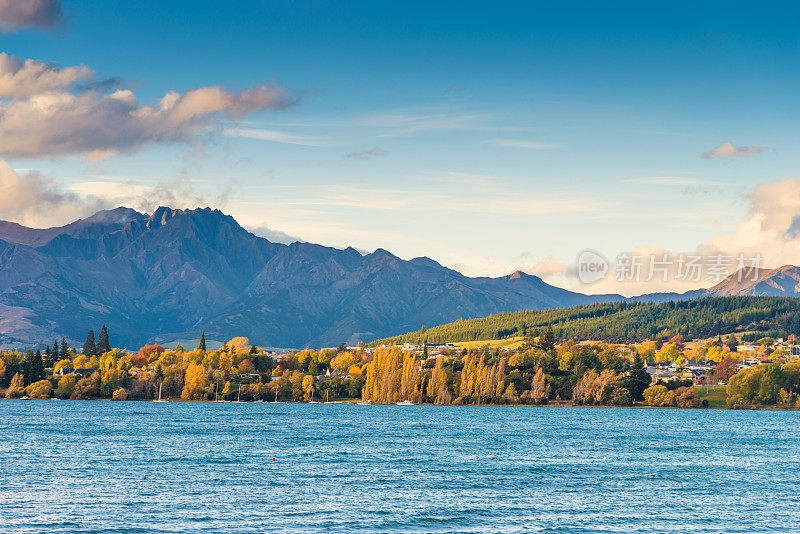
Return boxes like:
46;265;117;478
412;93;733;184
2;401;800;533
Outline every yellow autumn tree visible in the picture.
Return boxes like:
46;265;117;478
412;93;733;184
5;372;25;398
228;337;250;354
25;380;53;399
182;362;208;400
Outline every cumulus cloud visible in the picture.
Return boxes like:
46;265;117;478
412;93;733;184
702;177;800;265
0;53;297;159
344;147;387;160
0;53;91;98
0;160;108;227
0;0;63;32
701;142;764;159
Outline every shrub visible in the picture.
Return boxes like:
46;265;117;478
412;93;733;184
727;393;751;409
4;373;25;398
55;374;78;399
72;377;98;400
643;384;676;407
610;387;633;406
112;388;128;401
674;386;700;408
25;380;53;399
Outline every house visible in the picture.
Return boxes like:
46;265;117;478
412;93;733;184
743;355;761;366
56;367;95;377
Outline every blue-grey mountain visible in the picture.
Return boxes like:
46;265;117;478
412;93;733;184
0;206;796;348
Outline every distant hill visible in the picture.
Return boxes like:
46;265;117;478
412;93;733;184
704;265;800;297
371;296;800;345
1;206;798;349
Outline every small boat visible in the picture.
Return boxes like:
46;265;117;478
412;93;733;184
254;399;264;403
357;401;371;405
50;397;61;401
20;396;29;400
396;400;414;406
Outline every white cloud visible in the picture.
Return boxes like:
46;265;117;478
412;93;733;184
701;142;764;159
702;177;800;266
69;177;231;216
0;160;108;227
246;224;302;244
487;139;561;150
0;53;297;159
0;53;91;98
0;0;62;32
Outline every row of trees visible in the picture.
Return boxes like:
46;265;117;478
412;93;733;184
374;297;800;346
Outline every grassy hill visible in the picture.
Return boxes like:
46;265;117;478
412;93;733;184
372;296;800;346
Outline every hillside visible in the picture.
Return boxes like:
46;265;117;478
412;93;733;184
371;296;800;345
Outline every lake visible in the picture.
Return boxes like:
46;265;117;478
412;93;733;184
1;401;799;533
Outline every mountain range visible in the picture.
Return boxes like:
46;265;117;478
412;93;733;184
0;206;797;349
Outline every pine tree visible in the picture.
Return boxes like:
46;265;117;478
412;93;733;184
198;331;206;352
537;325;556;353
83;330;97;356
59;337;68;359
22;348;45;383
626;352;651;401
97;325;111;354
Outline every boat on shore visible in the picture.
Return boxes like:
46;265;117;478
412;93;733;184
396;400;414;406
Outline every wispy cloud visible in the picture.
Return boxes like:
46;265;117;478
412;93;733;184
344;147;387;160
620;176;725;186
223;127;321;146
487;139;561;150
357;110;493;137
0;0;63;32
701;142;764;159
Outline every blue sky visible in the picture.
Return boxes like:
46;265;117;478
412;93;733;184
0;0;798;293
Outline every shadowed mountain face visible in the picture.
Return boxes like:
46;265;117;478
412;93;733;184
0;207;796;348
0;207;626;348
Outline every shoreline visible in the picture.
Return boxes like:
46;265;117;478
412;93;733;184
3;397;792;410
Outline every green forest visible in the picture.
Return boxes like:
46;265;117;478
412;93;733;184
373;296;800;346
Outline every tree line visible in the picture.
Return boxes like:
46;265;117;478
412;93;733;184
372;297;800;346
